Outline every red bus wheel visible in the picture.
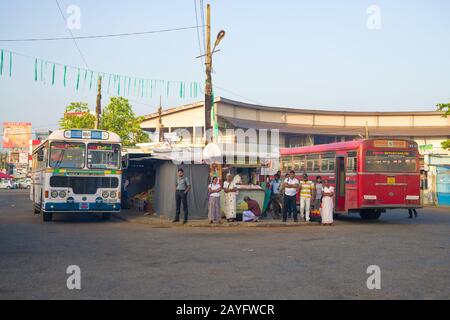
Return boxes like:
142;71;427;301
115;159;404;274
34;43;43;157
360;210;381;220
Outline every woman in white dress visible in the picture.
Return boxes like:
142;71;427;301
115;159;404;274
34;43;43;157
208;176;222;224
321;179;335;226
223;174;238;222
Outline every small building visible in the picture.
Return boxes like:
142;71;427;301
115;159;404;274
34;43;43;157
140;97;450;205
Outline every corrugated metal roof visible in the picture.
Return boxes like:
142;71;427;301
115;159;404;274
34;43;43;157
143;96;443;120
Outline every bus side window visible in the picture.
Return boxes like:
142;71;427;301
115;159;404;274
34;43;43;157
313;159;320;173
321;159;328;172
281;156;293;172
320;152;336;172
347;151;357;172
306;154;319;172
293;156;305;172
329;159;335;171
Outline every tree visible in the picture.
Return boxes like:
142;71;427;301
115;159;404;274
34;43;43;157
59;102;96;129
437;102;450;150
101;97;150;146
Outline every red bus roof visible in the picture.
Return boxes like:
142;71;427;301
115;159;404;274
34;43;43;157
280;139;417;156
280;140;363;156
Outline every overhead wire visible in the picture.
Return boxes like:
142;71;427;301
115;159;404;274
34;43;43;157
194;0;205;72
0;26;204;42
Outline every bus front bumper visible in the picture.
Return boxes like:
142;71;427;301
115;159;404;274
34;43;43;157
44;202;121;212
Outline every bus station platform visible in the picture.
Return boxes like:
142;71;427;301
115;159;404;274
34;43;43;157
113;209;321;228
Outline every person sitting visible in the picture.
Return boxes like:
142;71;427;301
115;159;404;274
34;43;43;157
243;196;261;222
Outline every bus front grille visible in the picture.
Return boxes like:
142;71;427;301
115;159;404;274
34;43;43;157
50;176;119;194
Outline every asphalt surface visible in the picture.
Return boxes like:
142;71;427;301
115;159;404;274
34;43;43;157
0;189;449;300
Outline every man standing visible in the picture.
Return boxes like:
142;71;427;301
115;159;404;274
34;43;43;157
282;170;299;222
299;173;315;222
122;176;130;209
313;176;323;212
173;168;191;224
268;173;283;218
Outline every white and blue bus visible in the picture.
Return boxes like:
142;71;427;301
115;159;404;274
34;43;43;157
31;129;122;221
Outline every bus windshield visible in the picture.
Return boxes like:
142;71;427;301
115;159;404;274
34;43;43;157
50;142;85;168
365;150;417;172
87;143;121;169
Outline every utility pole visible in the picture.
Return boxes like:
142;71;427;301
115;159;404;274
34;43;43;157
157;96;164;142
95;76;102;129
204;3;213;142
365;121;369;139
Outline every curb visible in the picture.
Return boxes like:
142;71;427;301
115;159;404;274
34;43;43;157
113;213;322;228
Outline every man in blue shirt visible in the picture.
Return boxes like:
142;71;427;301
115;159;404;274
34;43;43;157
267;173;283;218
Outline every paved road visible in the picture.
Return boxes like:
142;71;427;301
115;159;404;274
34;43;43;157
0;190;449;299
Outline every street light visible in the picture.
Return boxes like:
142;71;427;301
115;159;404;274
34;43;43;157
213;30;226;53
204;4;225;145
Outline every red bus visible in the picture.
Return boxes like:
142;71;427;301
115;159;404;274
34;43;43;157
280;139;421;220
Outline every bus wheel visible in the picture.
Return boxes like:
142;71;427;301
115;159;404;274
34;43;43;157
43;212;53;222
360;210;381;220
102;213;112;221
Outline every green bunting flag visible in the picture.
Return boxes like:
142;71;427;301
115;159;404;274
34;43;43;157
40;60;44;82
76;69;80;91
34;59;38;82
0;49;3;76
107;75;111;93
0;48;201;100
9;52;12;77
51;64;56;85
63;65;67;87
89;71;93;89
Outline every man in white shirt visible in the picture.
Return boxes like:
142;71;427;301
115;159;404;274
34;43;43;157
282;170;299;222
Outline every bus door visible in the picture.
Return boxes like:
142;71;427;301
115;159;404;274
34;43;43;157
335;156;346;212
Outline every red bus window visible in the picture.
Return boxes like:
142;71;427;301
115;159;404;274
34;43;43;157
365;150;417;172
293;156;305;172
346;151;357;172
320;152;335;172
306;154;319;172
281;156;293;172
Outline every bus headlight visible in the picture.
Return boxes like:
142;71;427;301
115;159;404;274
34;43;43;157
102;191;109;198
110;191;117;198
59;191;67;198
51;191;59;198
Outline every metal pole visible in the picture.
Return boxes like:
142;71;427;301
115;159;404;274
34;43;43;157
95;76;102;129
204;3;212;143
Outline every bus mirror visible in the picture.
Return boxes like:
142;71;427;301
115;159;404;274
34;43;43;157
37;149;44;162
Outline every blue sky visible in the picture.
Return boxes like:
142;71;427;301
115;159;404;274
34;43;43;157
0;0;449;137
